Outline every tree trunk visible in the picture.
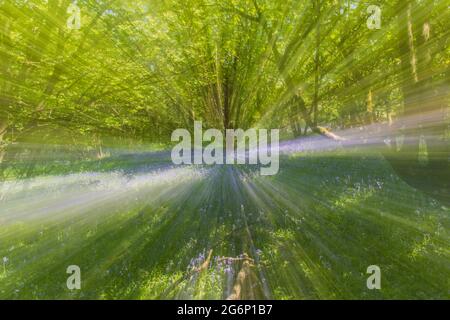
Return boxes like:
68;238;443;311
312;0;321;127
36;1;67;112
249;1;344;141
367;89;374;124
0;119;7;163
0;6;11;164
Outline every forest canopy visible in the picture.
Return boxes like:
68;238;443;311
0;0;449;157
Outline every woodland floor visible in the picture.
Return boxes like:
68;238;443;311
0;139;449;299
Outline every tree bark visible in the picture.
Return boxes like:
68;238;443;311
36;1;67;112
312;0;321;127
0;8;11;163
0;119;7;163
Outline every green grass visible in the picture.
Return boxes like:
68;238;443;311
0;149;448;299
0;150;171;181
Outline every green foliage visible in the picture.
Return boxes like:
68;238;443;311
1;0;448;150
